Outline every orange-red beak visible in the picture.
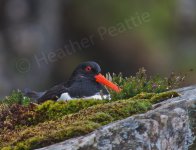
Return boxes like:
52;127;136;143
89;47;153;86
95;73;121;93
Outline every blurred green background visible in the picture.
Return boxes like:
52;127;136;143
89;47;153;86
0;0;195;98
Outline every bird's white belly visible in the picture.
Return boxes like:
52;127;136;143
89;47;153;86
57;92;110;101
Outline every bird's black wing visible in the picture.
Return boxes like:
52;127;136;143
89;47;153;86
37;83;69;103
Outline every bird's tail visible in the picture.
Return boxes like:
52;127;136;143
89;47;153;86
22;88;45;103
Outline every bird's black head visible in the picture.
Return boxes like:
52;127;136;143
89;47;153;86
72;61;101;79
70;61;121;93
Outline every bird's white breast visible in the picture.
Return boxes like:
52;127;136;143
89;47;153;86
57;92;110;101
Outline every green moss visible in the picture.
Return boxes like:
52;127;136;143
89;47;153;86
12;137;43;150
89;112;114;125
60;121;101;138
150;91;179;103
0;98;153;149
132;92;156;99
1;147;12;150
35;99;107;121
0;91;179;150
13;143;29;150
0;99;108;133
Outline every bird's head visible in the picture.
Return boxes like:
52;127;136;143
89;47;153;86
71;61;121;93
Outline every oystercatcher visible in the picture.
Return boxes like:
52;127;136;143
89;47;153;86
23;61;121;103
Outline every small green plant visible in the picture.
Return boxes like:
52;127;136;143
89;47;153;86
0;90;31;106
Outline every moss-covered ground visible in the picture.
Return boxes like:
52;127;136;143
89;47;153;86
0;68;183;150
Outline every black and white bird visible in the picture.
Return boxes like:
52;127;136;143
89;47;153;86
23;61;121;103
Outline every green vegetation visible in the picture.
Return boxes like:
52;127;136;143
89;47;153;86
107;67;184;100
0;90;31;106
0;68;183;149
36;99;107;121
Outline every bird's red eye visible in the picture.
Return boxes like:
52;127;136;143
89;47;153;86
85;66;92;72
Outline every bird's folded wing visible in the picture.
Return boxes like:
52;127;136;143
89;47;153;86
37;83;68;103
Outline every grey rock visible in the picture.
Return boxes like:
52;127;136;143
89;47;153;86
37;86;196;150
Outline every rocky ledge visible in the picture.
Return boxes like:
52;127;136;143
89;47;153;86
38;86;196;150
